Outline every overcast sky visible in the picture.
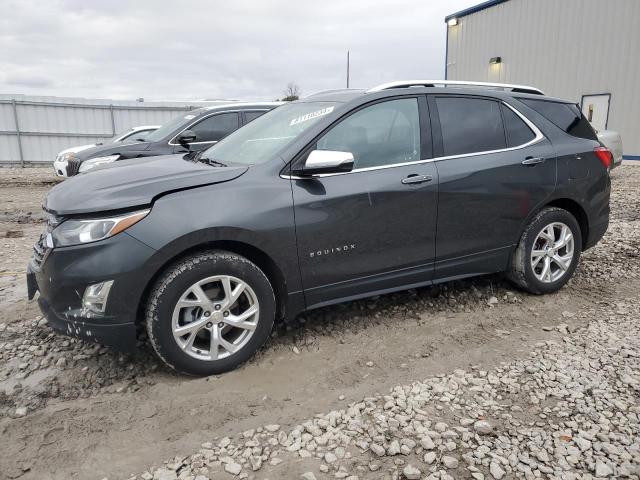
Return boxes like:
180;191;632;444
0;0;478;102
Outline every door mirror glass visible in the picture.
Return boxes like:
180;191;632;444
177;129;197;144
299;150;354;175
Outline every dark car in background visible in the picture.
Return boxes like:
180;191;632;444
28;80;611;375
63;102;281;175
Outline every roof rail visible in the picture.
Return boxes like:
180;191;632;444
366;80;545;95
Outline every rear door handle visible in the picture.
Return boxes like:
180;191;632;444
401;174;433;185
522;157;545;166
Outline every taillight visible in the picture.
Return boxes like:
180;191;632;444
594;146;613;169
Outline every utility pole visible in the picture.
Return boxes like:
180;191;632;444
346;50;350;88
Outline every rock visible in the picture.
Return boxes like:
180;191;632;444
387;439;401;455
370;443;386;456
224;462;242;476
265;424;280;432
402;464;421;479
489;461;506;479
424;452;437;464
420;436;436;450
14;407;27;417
324;452;337;464
473;420;493;435
487;296;498;306
153;469;177;480
300;473;317;480
595;460;613;477
442;456;458;469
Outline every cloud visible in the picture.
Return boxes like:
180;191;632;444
0;0;479;101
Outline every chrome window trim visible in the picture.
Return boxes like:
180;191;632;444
281;101;544;180
168;110;243;146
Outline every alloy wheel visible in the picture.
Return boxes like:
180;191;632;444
530;222;575;283
171;275;259;361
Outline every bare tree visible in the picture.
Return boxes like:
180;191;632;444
281;82;301;101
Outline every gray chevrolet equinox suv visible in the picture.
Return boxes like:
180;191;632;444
28;80;611;375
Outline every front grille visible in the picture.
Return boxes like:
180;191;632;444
30;214;61;271
31;234;48;271
66;159;81;176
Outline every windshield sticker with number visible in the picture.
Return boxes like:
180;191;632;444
289;106;334;126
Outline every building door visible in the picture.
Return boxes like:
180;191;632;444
581;94;611;132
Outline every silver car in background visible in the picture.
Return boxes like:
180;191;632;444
597;129;623;168
53;125;159;177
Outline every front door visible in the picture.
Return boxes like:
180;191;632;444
290;96;439;308
430;95;556;280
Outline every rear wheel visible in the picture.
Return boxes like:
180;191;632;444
507;207;582;294
146;251;275;375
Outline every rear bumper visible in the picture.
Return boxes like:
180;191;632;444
584;218;609;251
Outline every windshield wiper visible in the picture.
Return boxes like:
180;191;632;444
201;157;228;167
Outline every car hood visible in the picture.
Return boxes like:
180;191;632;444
45;154;248;216
76;141;150;160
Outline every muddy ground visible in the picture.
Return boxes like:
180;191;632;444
0;166;638;480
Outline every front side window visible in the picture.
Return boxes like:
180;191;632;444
190;112;239;142
316;98;421;169
201;102;338;165
436;97;506;156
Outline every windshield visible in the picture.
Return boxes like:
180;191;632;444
144;111;202;143
201;102;338;165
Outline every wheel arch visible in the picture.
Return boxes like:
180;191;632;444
544;198;589;250
136;240;289;326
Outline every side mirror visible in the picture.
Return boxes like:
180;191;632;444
176;130;197;144
297;150;354;176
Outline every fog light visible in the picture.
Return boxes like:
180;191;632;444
82;280;114;314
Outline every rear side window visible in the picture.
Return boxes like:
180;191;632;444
519;98;597;140
190;112;240;142
501;104;536;147
435;97;506;156
244;111;268;124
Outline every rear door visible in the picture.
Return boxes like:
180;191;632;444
291;96;439;307
429;95;556;280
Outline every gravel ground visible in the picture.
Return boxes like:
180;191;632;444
0;166;638;479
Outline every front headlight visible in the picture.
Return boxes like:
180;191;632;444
57;152;77;163
51;209;150;247
78;155;120;173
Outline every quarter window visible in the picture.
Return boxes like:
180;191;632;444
501;104;536;147
435;97;506;156
316;98;421;169
519;98;597;140
190;112;239;143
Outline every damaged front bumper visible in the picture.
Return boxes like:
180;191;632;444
36;293;137;351
27;231;156;352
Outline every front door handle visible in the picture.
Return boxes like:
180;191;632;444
401;174;433;185
522;157;545;166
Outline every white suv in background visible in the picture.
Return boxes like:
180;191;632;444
53;125;159;177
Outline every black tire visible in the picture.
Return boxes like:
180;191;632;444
146;250;275;376
507;207;582;295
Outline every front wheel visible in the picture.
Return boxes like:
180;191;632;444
507;207;582;295
146;251;275;375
